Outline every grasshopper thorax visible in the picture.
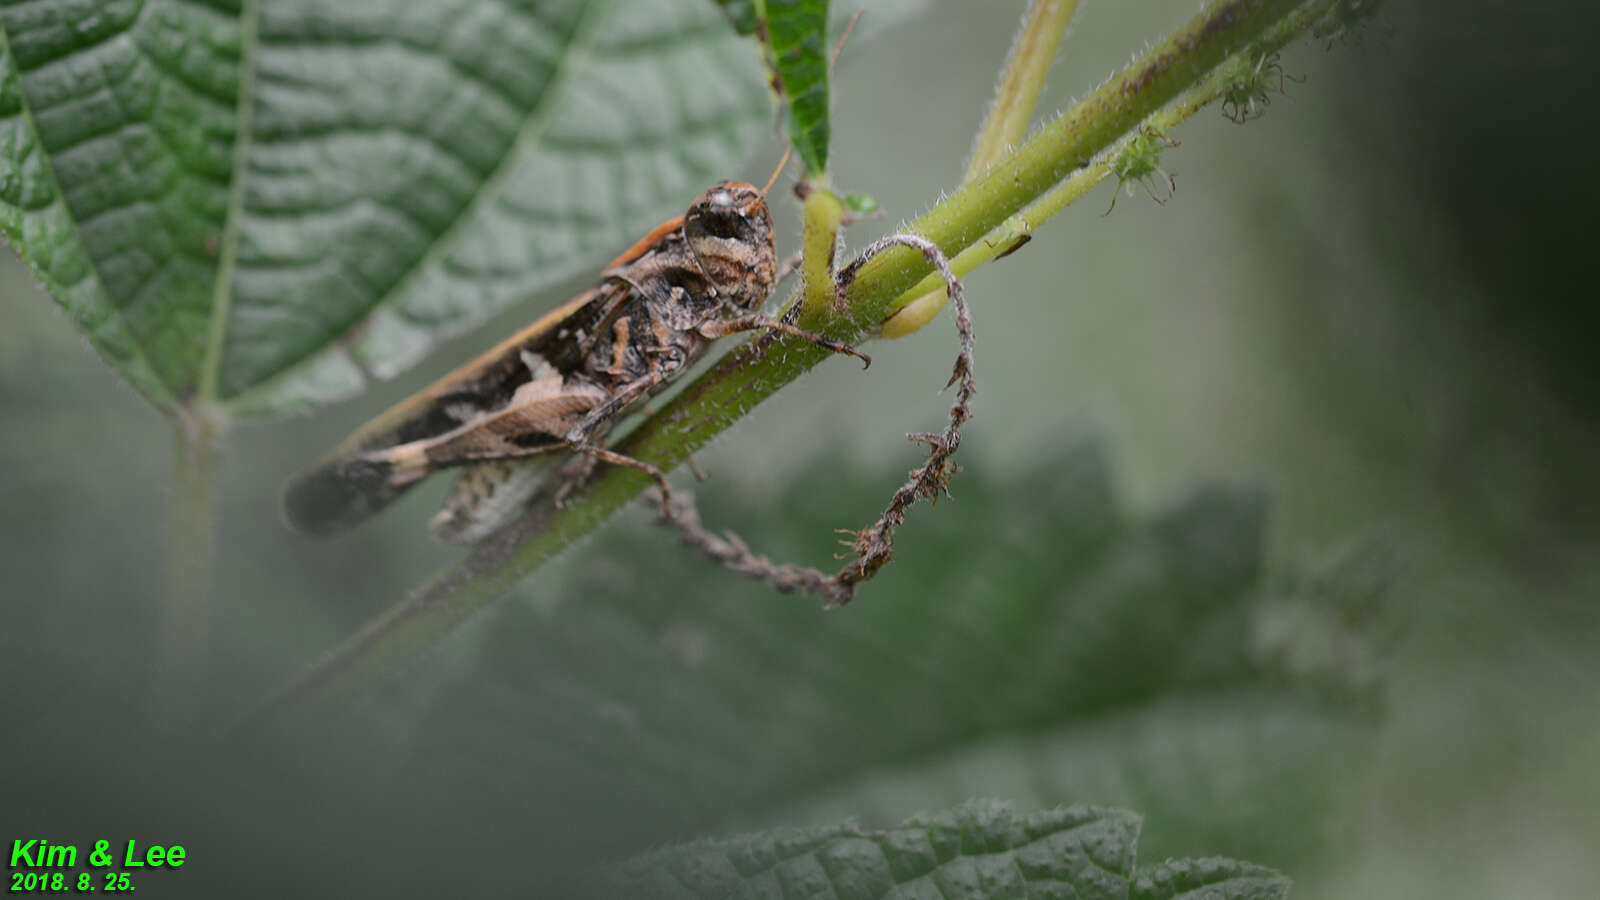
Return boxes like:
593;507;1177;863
683;181;776;311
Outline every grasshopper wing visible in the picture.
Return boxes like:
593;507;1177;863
283;282;627;536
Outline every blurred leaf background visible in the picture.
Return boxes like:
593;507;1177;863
3;1;1599;898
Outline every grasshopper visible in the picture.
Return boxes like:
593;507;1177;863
283;181;868;544
284;175;976;607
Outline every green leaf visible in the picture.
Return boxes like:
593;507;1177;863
843;191;879;214
767;691;1368;869
1253;537;1407;706
594;800;1287;900
0;0;772;416
1133;857;1290;900
757;0;831;175
0;0;242;410
222;0;777;412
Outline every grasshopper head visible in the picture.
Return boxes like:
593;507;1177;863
683;181;776;310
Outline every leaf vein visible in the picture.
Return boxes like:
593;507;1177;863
194;0;255;403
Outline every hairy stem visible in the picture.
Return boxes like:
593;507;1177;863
800;186;844;319
242;0;1341;726
890;0;1342;336
964;0;1078;182
892;0;1075;339
851;0;1307;329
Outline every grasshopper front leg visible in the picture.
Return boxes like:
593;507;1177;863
701;312;872;368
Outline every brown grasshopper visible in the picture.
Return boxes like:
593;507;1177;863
283;181;868;543
284;178;975;606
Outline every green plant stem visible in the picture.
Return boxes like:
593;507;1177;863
800;186;844;318
846;0;1307;328
882;216;1032;338
885;0;1338;336
964;0;1078;183
892;0;1076;339
162;407;221;736
243;0;1335;725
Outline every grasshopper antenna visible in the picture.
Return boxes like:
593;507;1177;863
761;145;793;197
831;8;864;67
